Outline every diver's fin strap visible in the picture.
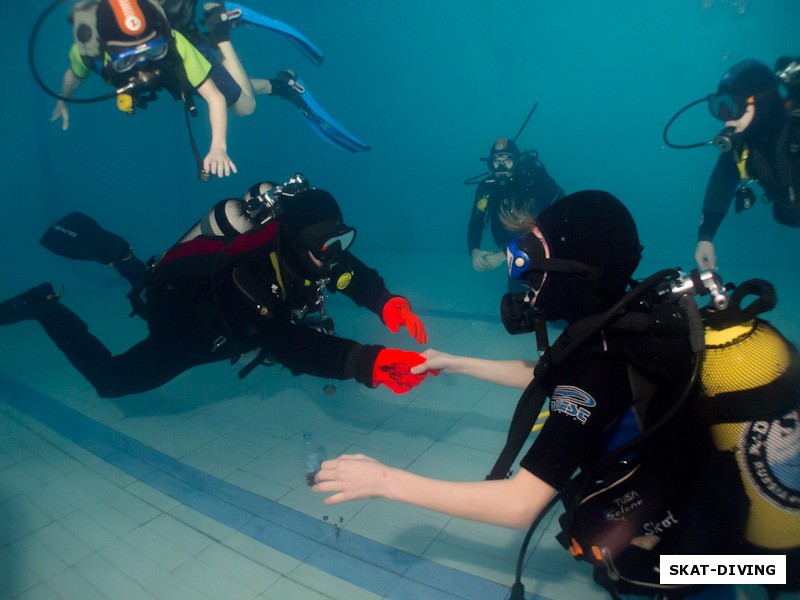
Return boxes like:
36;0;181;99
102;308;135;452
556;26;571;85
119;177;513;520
203;6;242;29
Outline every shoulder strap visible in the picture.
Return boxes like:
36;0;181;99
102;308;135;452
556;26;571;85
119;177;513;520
487;297;700;481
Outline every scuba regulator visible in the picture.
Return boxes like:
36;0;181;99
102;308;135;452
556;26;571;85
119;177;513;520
115;67;164;114
243;173;310;224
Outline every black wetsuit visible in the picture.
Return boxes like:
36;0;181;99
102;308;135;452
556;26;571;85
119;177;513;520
519;321;753;595
467;154;564;253
698;114;800;242
32;218;390;398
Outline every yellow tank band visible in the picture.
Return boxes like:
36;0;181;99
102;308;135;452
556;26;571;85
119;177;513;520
704;321;755;346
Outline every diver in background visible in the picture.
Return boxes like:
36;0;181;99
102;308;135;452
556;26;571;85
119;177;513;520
467;137;564;274
50;0;367;179
695;58;800;271
0;181;431;397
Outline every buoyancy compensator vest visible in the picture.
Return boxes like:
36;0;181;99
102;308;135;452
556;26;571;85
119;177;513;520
499;269;800;599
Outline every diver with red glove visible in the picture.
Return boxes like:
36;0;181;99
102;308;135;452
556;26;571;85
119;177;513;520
0;176;433;397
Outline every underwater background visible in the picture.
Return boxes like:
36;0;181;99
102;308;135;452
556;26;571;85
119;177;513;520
1;3;799;599
4;1;800;315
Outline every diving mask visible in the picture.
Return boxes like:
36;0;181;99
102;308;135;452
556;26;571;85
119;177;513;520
491;153;515;177
707;93;754;122
507;231;548;290
507;231;603;288
109;36;169;73
300;221;357;263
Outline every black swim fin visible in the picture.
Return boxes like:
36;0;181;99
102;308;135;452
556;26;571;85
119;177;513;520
39;212;148;286
40;212;132;265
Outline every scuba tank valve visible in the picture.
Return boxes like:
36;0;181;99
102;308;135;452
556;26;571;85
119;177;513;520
776;58;800;86
655;268;729;310
244;172;310;223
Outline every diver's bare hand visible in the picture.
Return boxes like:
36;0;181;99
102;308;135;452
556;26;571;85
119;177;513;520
312;454;390;505
410;348;450;375
51;100;69;131
204;146;238;178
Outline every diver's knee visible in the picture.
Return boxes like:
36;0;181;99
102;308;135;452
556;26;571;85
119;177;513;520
231;95;256;117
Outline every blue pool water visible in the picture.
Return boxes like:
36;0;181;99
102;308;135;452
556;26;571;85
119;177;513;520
1;1;798;598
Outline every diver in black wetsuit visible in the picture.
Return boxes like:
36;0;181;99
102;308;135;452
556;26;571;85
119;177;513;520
467;137;564;273
0;180;431;397
695;58;800;271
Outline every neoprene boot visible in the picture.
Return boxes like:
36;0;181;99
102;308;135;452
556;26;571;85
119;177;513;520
0;283;61;326
202;2;242;45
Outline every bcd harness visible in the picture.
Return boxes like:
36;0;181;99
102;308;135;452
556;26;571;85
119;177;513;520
497;270;800;599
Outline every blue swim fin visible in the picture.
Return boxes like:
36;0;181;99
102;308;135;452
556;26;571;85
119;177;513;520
224;1;324;67
271;71;371;153
294;78;371;152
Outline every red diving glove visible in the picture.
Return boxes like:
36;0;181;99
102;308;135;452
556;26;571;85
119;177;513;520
372;349;428;394
382;297;428;344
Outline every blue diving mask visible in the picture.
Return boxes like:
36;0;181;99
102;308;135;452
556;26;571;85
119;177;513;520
507;233;548;290
109;36;169;73
507;232;603;289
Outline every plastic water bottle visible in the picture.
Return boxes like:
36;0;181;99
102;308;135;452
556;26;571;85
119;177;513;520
303;432;324;486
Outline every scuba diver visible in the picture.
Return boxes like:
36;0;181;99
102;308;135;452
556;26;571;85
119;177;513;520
0;175;430;397
46;0;369;180
663;58;800;271
467;137;564;275
314;190;800;598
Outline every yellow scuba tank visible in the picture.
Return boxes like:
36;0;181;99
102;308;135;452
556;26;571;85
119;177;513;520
700;315;800;550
